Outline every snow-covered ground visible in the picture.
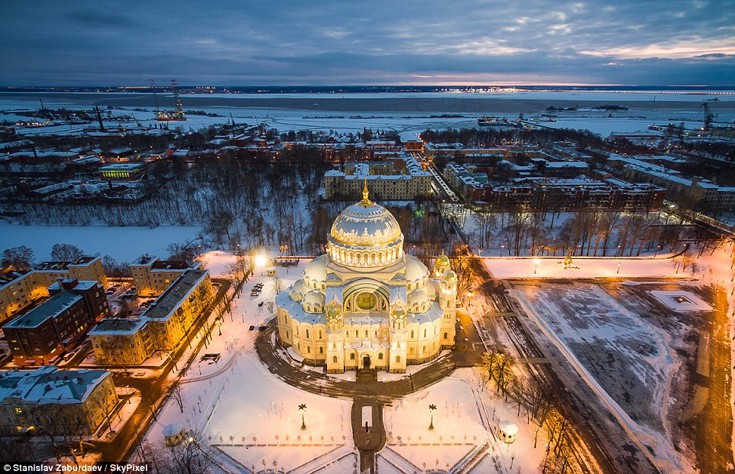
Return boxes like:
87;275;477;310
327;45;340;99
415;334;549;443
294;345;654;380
138;251;555;472
482;255;689;279
511;281;696;472
0;222;201;262
384;369;547;473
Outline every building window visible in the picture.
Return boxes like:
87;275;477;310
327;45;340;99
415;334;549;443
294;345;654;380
333;356;337;363
411;330;414;338
443;332;448;339
350;353;355;360
319;330;322;339
319;347;323;354
306;329;310;339
423;329;427;338
396;356;401;363
378;353;383;360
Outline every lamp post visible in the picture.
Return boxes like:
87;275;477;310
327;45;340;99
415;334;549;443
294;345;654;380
299;403;307;430
533;258;540;275
428;404;436;431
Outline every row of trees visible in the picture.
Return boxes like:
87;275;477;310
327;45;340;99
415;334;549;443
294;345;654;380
460;208;713;257
477;351;577;472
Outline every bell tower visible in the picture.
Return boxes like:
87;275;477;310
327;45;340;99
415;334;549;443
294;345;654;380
439;270;457;349
326;303;345;373
389;304;408;373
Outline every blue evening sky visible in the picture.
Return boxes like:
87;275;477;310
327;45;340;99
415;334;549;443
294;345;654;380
1;0;733;86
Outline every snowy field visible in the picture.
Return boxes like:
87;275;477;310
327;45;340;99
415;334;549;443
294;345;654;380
511;280;713;472
0;222;201;262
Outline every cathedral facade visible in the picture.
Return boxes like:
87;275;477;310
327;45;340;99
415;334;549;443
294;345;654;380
275;185;457;373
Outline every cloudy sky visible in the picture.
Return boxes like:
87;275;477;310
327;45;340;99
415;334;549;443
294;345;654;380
2;0;733;86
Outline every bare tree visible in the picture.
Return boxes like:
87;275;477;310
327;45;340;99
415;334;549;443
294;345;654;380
2;245;35;271
171;383;185;414
51;243;85;262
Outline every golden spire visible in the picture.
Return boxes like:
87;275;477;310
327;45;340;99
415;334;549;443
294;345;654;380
360;178;371;205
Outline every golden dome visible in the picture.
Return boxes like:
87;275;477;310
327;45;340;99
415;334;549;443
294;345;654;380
329;195;402;248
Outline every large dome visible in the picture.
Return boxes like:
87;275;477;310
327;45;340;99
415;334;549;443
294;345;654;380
330;201;402;247
326;182;405;268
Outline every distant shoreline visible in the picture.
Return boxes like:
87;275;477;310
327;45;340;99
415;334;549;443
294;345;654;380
2;93;734;114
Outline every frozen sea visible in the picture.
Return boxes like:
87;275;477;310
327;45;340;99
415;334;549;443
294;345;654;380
2;89;734;139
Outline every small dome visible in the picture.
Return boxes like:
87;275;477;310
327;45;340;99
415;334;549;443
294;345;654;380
392;305;407;319
435;253;450;266
442;270;457;282
408;288;429;310
289;280;306;301
303;255;327;287
326;305;342;321
302;290;325;313
405;256;429;283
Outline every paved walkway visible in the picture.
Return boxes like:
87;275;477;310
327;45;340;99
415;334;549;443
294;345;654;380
255;319;459;403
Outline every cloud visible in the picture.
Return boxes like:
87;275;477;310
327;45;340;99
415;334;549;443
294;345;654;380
0;0;733;85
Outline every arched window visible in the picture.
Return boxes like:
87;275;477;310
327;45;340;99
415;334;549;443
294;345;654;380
319;346;323;354
332;356;337;363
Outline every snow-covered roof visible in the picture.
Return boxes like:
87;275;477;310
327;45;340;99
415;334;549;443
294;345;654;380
4;291;82;329
0;366;110;405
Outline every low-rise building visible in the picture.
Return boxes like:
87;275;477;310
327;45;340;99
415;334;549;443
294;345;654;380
89;318;151;366
324;155;433;200
89;269;214;365
99;162;147;180
3;279;110;366
0;257;107;324
142;269;214;351
0;366;118;436
608;154;735;210
129;255;198;297
443;162;664;210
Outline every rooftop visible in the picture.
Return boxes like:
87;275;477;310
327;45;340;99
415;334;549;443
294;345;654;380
35;256;97;271
141;269;208;321
3;291;82;329
0;366;109;405
90;318;147;335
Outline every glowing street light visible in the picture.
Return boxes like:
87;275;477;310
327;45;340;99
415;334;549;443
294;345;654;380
254;253;268;269
533;258;540;275
428;404;437;431
299;403;307;430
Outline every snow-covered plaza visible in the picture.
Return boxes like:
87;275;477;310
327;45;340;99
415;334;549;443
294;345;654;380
137;250;558;473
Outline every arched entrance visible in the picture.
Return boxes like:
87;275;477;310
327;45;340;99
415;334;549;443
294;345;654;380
362;354;371;369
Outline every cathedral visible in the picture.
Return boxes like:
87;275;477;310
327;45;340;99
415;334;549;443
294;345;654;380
275;184;457;373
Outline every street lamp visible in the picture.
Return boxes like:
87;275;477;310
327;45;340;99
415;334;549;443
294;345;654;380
428;404;436;431
533;258;540;275
299;403;307;430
